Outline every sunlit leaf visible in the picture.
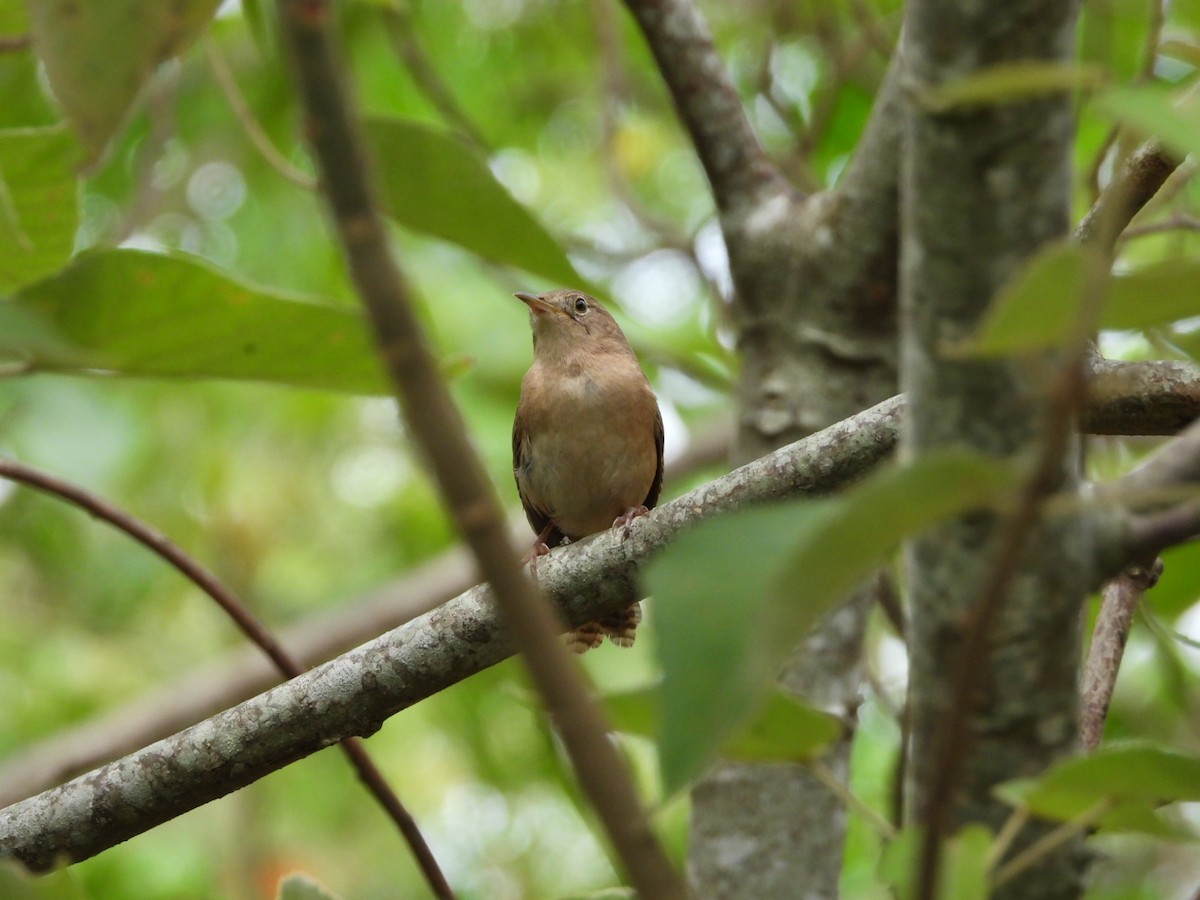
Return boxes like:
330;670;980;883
0;127;79;293
648;449;1016;794
367;118;584;288
921;62;1106;112
1095;85;1200;162
26;0;221;167
997;741;1200;833
5;249;391;394
878;824;992;900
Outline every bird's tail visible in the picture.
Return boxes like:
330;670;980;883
566;601;642;653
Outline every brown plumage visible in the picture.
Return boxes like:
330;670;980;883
512;288;664;652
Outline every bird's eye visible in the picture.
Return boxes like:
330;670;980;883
573;296;588;314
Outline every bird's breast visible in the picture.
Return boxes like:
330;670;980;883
517;362;658;539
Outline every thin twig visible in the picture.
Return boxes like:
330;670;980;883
275;2;685;895
1076;141;1180;252
205;39;316;190
1121;214;1200;241
0;35;31;53
806;758;897;840
1080;560;1163;751
0;459;454;898
990;800;1115;888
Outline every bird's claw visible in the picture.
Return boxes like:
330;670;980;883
523;541;551;575
613;505;650;540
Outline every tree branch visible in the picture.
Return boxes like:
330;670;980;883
1080;560;1163;751
1076;141;1180;253
0;414;732;807
1;359;1197;807
621;0;787;214
276;3;681;894
9;353;1200;867
0;459;454;898
0;395;904;870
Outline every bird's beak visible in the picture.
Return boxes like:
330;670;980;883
514;292;560;317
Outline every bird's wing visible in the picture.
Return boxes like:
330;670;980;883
512;406;565;546
643;403;665;510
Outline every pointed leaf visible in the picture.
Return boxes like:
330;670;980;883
965;242;1089;356
922;62;1106;112
604;683;841;765
1096;85;1200;162
997;741;1200;826
648;449;1016;794
5;249;390;394
970;249;1200;356
366;118;583;288
0;127;79;292
26;0;221;166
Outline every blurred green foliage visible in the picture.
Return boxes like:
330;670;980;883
1;0;1199;898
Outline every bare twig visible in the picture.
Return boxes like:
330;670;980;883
1076;141;1180;252
276;2;683;895
1080;560;1163;751
1121;214;1200;241
0;35;31;53
205;39;316;190
990;800;1115;888
0;459;454;898
621;0;787;213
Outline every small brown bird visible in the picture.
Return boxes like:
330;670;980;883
512;288;664;652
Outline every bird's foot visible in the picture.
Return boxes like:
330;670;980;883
523;540;552;576
613;505;650;540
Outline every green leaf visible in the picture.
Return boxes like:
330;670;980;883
878;824;993;900
647;449;1016;794
26;0;222;167
5;249;391;394
366;118;584;288
0;127;79;293
997;741;1200;834
964;242;1089;356
921;62;1107;112
604;683;841;764
970;249;1200;356
1095;85;1200;162
1106;259;1200;330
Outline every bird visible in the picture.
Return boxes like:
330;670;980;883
512;288;664;652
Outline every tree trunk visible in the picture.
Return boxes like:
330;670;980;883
902;0;1089;897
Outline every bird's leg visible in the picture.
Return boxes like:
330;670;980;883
522;523;558;575
613;505;650;539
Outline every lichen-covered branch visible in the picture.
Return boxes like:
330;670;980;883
0;396;903;871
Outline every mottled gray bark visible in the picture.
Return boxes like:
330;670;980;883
687;46;904;900
901;0;1088;898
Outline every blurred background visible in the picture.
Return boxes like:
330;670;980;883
2;0;1200;896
